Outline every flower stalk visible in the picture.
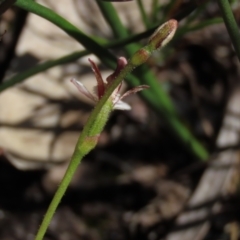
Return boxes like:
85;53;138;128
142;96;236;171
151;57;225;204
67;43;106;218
35;19;178;240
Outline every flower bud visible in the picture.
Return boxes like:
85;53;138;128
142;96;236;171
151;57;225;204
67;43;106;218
148;19;178;51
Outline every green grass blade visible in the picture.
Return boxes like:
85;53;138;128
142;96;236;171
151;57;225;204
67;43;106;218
0;51;86;92
217;0;240;61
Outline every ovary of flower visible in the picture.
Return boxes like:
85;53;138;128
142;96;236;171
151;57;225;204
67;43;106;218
71;57;149;111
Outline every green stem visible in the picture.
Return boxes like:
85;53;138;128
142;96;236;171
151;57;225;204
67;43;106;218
217;0;240;61
35;147;85;240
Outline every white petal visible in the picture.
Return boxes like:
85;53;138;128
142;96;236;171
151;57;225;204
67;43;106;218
70;78;97;102
119;85;149;101
114;100;131;110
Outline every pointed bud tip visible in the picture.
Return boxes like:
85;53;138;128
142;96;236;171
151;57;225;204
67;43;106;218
168;19;178;28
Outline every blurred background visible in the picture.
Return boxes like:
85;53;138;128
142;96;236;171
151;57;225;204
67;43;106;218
0;0;240;239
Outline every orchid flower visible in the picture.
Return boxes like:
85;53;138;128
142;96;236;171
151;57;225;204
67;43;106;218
36;20;179;240
71;57;149;110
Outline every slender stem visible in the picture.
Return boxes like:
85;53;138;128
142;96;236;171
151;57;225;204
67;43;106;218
35;148;85;240
217;0;240;61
